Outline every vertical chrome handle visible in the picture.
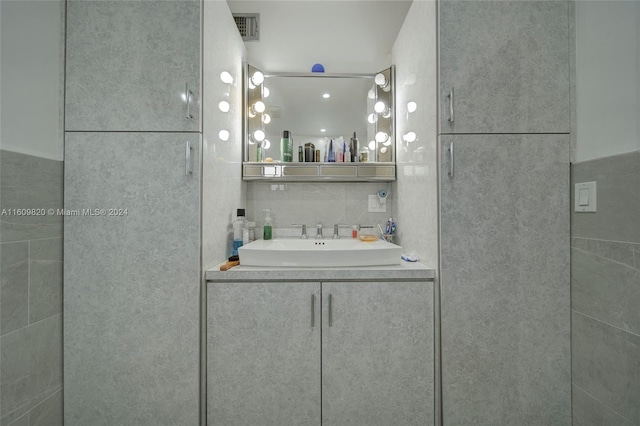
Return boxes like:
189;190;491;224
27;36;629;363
328;294;333;327
185;83;194;119
185;141;193;176
448;142;454;178
447;87;454;123
311;294;315;328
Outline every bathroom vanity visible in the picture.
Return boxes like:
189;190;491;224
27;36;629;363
205;263;435;426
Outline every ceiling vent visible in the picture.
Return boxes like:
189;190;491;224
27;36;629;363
233;13;260;42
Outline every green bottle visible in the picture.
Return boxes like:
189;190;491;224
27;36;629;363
281;130;293;162
263;209;273;240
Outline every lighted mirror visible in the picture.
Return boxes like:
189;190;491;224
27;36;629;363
243;64;395;180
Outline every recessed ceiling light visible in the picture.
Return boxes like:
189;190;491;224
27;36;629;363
322;93;330;99
320;128;326;133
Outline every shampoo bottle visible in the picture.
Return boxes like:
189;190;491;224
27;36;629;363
350;132;359;162
232;208;246;255
263;209;273;240
281;130;293;162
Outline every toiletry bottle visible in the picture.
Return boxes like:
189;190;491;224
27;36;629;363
248;221;256;241
360;147;369;162
352;225;358;238
232;208;246;255
242;220;250;245
328;138;335;162
350;132;359;162
263;209;273;240
345;145;351;162
281;130;293;162
298;145;303;162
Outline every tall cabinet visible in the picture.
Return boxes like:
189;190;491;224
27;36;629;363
438;1;571;424
64;1;202;425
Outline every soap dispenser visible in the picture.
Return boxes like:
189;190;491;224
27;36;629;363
263;209;273;240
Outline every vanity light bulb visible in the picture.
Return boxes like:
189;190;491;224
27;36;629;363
262;113;271;124
263;87;270;98
367;113;378;124
218;101;230;113
253;130;265;142
368;140;376;150
262;139;271;150
403;131;417;143
253;101;266;113
380;146;388;154
251;71;264;86
407;101;417;113
375;131;389;143
382;139;392;146
218;130;230;141
220;71;234;84
374;101;387;114
368;87;376;100
374;73;388;88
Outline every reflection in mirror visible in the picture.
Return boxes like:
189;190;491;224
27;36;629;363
243;65;395;165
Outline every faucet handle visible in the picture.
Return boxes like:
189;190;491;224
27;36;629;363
315;223;323;239
332;223;350;239
292;224;308;239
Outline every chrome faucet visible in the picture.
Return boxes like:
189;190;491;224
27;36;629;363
333;224;350;239
315;223;323;239
292;224;307;239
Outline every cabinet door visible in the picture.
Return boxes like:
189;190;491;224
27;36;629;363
208;282;321;426
64;133;201;425
65;0;200;132
440;135;570;425
322;281;433;426
439;0;570;133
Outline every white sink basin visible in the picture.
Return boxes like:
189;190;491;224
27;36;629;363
238;238;402;267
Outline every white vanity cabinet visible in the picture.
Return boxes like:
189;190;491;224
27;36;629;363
206;267;435;426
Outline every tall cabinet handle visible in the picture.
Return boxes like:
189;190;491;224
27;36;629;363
447;87;455;123
311;294;315;328
328;294;333;327
185;141;193;176
448;142;454;178
185;83;194;119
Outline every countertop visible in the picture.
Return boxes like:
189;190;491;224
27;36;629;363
205;260;435;282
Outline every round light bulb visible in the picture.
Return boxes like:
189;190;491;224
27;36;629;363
253;130;265;142
368;140;376;150
253;101;266;113
407;101;417;113
374;73;388;87
218;101;230;113
383;139;392;146
251;71;264;85
263;87;270;98
374;101;387;114
262;113;271;124
262;139;271;150
380;146;388;154
322;93;330;99
375;131;389;143
368;87;376;99
220;71;233;84
218;130;230;141
367;113;378;124
403;131;417;143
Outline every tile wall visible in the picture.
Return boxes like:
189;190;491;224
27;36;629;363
571;150;640;426
246;182;394;241
0;150;63;426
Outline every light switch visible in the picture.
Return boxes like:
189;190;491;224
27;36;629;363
574;182;596;212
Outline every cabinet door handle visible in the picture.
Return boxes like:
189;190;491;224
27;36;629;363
448;142;454;178
328;294;333;327
185;141;193;176
311;294;315;328
185;83;194;119
447;87;455;124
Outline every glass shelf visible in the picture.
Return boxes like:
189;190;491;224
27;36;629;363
242;162;396;182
